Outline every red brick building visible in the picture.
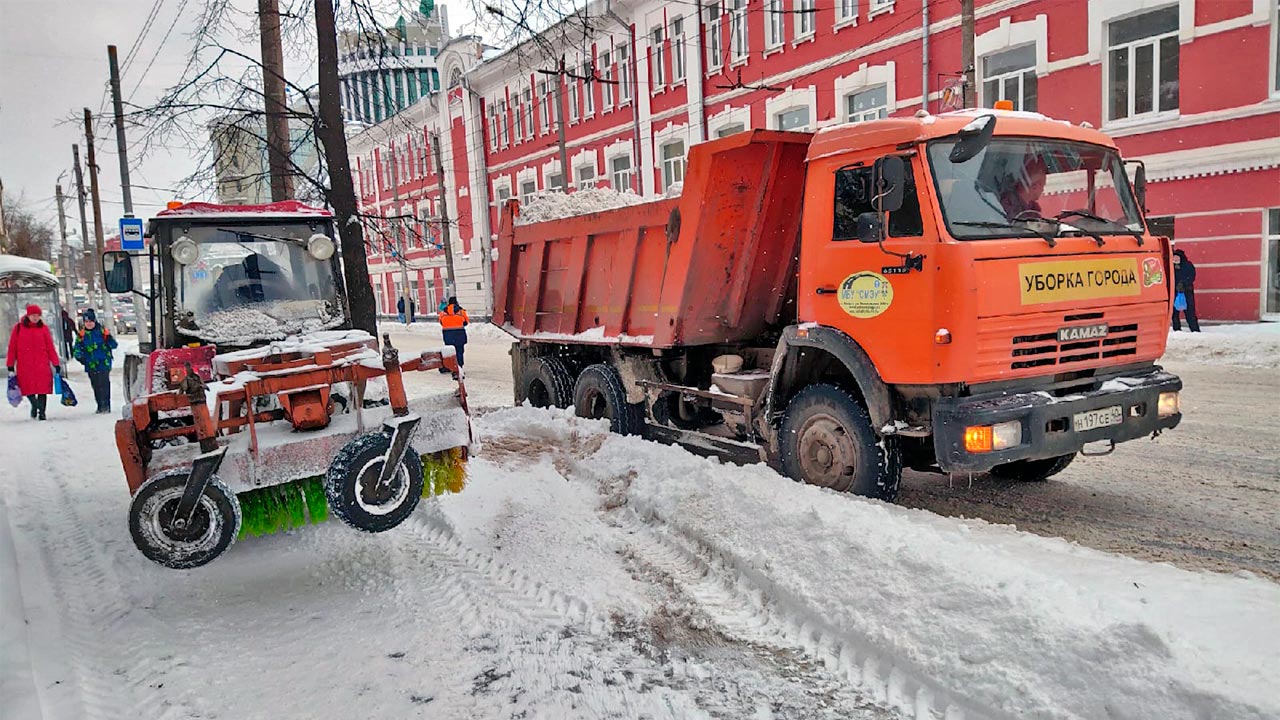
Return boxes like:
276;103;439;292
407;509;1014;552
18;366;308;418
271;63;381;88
351;0;1280;320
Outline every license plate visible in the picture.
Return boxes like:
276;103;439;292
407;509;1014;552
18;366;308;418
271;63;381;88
1073;405;1123;432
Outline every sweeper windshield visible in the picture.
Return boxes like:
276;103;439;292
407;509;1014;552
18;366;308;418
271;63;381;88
172;225;344;345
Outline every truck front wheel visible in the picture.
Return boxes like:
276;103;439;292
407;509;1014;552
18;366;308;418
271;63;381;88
573;364;644;435
989;453;1075;482
781;384;901;501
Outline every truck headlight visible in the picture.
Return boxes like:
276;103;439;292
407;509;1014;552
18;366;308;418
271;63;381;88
964;420;1022;453
308;234;336;261
1158;391;1180;418
171;237;200;265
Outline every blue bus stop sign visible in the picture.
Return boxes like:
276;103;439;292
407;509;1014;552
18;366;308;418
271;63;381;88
120;217;145;251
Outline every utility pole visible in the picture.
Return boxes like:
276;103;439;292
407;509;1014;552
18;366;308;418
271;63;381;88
0;178;7;249
72;144;91;298
389;143;412;326
83;108;115;333
553;61;570;190
258;0;294;201
960;0;976;109
430;132;457;296
921;0;930;114
109;44;148;344
55;184;73;308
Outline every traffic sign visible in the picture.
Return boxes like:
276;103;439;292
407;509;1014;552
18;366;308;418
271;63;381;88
120;216;145;251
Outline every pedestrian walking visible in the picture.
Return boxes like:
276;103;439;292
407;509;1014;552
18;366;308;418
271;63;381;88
396;295;416;323
1172;249;1201;332
6;305;62;420
60;309;76;358
72;309;118;413
438;296;468;371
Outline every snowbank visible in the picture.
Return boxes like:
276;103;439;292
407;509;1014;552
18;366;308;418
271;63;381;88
399;319;513;344
1163;322;1280;368
516;188;646;225
479;407;1280;720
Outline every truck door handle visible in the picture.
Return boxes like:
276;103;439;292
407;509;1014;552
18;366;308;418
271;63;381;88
816;287;837;295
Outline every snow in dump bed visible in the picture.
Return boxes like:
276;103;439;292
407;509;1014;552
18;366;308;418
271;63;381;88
515;187;646;225
184;302;345;345
1163;322;1280;369
480;406;1280;720
503;324;655;345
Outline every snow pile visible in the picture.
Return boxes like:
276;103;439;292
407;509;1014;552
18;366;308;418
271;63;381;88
184;302;345;345
664;181;684;198
478;407;1280;720
516;188;646;225
399;319;513;344
1163;322;1280;368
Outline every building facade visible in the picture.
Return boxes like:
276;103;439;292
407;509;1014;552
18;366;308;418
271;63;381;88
339;8;450;126
352;0;1280;321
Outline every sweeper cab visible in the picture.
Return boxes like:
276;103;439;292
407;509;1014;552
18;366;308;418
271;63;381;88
102;201;470;569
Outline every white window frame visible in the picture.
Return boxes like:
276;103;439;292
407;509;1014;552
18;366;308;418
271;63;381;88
1264;207;1280;317
868;0;894;19
836;0;858;28
568;76;580;122
844;85;888;122
708;104;752;137
764;85;816;130
730;0;749;63
705;2;724;72
542;158;564;192
571;148;598;188
1271;0;1280;97
979;44;1038;111
765;0;785;49
492;176;513;209
795;0;816;41
672;16;688;82
773;106;810;131
582;62;595;117
617;44;633;104
539;79;552;134
1104;5;1181;125
601;49;615;108
650;25;666;89
833;62;896;122
498;98;509;147
660;140;686;191
608;153;635;192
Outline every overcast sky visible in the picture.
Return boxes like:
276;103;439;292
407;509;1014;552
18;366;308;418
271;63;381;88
0;0;483;242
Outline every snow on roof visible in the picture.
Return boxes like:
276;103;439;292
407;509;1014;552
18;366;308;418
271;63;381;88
515;188;648;226
155;200;333;220
0;255;58;284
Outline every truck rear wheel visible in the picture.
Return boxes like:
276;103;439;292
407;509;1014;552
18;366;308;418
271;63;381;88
573;364;644;435
520;356;574;408
989;453;1075;482
781;384;901;501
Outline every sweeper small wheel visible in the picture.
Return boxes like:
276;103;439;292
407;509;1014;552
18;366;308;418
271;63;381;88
129;471;242;569
325;432;424;533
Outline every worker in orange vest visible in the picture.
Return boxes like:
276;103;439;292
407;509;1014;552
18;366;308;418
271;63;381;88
439;296;469;370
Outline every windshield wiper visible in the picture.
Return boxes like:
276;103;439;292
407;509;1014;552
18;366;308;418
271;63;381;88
953;220;1057;248
216;228;303;245
1055;210;1145;246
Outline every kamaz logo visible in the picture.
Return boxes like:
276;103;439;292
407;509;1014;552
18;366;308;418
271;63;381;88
1057;324;1109;342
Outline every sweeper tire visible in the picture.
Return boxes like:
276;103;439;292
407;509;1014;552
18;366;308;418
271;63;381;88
129;471;242;569
326;431;424;533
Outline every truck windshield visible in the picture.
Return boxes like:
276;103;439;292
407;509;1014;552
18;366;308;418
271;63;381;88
174;225;343;344
927;138;1143;240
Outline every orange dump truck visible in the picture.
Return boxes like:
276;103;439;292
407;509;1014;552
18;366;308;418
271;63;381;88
492;110;1182;500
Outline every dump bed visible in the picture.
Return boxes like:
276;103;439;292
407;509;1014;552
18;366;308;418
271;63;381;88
492;131;812;349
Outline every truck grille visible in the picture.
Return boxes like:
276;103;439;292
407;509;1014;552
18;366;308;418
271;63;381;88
973;305;1166;382
1010;322;1139;369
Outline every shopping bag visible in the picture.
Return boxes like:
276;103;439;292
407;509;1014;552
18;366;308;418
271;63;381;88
53;373;62;395
1173;292;1187;312
59;378;78;407
6;376;21;408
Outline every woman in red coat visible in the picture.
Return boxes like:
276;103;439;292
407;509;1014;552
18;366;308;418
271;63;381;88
6;304;62;420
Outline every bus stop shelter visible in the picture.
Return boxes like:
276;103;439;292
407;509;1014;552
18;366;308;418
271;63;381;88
0;255;70;366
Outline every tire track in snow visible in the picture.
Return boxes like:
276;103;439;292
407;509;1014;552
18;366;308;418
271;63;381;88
620;501;1013;720
14;425;196;720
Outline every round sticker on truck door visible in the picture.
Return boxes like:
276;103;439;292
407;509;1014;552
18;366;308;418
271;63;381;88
838;271;894;318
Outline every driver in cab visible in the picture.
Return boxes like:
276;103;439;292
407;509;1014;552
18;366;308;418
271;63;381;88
211;252;296;307
998;155;1048;222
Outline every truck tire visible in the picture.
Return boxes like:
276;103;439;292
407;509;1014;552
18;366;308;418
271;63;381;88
989;453;1075;482
129;471;241;569
781;384;901;501
573;363;644;436
520;356;574;409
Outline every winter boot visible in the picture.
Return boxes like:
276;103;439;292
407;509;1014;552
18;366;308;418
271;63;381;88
29;397;38;419
36;395;47;421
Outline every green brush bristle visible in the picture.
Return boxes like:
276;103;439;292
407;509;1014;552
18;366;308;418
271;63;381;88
237;478;330;539
422;448;467;498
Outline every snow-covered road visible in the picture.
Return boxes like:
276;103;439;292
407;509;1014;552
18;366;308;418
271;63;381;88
3;323;1278;719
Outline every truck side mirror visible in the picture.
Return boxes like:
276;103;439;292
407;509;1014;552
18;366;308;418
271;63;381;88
950;114;996;163
872;156;905;214
856;212;884;244
102;251;134;295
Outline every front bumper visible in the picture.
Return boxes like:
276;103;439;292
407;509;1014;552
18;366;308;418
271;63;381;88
933;369;1182;473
